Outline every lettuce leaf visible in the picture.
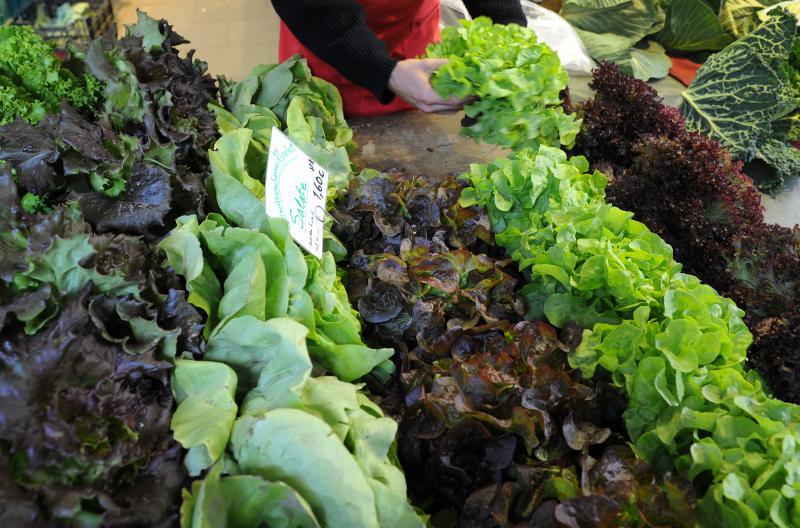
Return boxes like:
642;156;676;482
158;212;391;382
171;359;238;476
180;463;321;528
0;285;183;526
217;55;354;202
0;26;101;125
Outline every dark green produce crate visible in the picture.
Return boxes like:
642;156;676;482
0;0;34;22
17;0;116;48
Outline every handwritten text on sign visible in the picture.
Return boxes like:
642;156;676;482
265;127;329;258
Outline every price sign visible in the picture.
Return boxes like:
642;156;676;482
265;127;329;258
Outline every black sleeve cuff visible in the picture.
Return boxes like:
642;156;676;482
462;0;527;27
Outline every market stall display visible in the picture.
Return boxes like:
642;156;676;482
0;7;799;528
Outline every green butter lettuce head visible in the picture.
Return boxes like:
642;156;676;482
231;409;381;527
160;212;391;382
218;55;354;201
304;253;393;381
206;316;311;399
426;17;581;151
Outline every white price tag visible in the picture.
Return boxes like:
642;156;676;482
265;127;329;258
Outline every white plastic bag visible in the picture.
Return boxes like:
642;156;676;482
519;1;596;74
440;0;471;28
439;0;596;75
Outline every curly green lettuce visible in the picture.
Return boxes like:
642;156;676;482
425;17;581;152
0;25;101;125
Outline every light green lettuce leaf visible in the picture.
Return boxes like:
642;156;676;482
463;144;800;526
209;128;265;201
231;409;381;527
180;462;321;528
206;316;311;400
125;9;166;53
171;360;238;476
304;253;393;381
426;17;581;150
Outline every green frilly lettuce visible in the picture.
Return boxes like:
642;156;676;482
425;17;581;151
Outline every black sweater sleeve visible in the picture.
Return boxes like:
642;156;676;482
462;0;527;26
271;0;397;103
271;0;528;103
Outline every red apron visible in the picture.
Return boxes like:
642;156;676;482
278;0;441;117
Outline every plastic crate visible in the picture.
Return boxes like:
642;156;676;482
0;0;34;22
17;0;116;48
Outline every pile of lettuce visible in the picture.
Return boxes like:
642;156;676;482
560;0;799;81
0;166;202;526
333;169;697;526
87;10;219;161
216;54;354;203
462;145;800;527
0;25;101;125
425;17;581;152
680;8;800;193
155;57;425;527
0;104;176;236
571;61;800;405
159;210;392;384
0;12;221;526
0;11;219;238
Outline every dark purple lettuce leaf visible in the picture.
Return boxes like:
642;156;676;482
396;321;626;515
119;16;218;159
0;451;42;527
142;266;205;358
0;118;60;195
75;159;171;236
0;170;147;332
333;169;495;257
0;104;177;238
347;243;524;352
0;285;184;526
554;495;619;528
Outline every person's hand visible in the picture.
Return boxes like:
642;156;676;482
388;58;470;113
